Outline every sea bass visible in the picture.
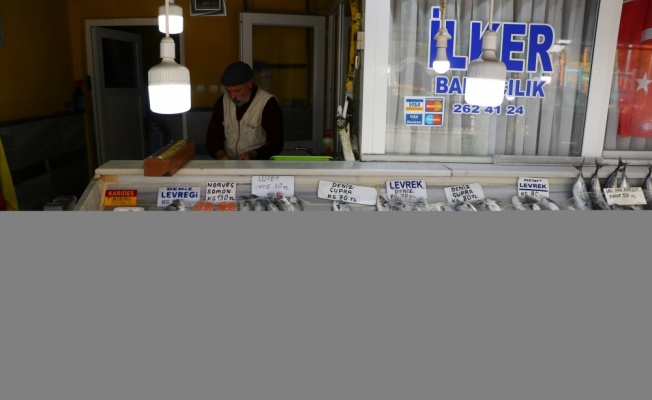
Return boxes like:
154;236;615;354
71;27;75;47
376;195;391;211
164;199;186;211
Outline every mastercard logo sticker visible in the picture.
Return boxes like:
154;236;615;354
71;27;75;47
426;100;444;112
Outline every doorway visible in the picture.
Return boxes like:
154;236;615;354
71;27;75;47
85;19;186;166
240;12;326;155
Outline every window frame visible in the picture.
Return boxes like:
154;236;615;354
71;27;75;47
359;0;628;163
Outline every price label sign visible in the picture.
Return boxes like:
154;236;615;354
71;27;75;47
104;189;138;207
444;183;485;203
317;180;377;205
206;181;236;203
386;179;427;201
603;187;647;206
157;186;201;207
252;176;294;197
517;177;550;198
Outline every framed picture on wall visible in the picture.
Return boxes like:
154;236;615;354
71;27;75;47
190;0;227;16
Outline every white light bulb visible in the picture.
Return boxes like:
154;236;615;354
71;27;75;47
158;1;184;34
433;47;450;74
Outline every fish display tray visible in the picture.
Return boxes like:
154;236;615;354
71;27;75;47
143;139;195;177
270;155;333;161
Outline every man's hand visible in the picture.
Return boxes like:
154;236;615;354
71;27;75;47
215;150;231;160
238;150;258;160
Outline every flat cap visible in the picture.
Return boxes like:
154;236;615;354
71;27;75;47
221;61;254;86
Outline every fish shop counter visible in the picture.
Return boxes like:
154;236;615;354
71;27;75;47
73;160;652;211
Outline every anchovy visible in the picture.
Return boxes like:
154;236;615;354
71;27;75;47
643;163;652;210
164;199;186;211
604;157;624;189
376;195;391;211
588;160;611;210
238;195;254;211
429;201;455;211
572;159;592;210
332;200;352;211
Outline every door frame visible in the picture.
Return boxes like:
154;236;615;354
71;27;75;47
85;19;188;164
240;12;326;154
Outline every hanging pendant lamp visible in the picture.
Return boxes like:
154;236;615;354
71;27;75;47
158;0;183;34
464;0;507;107
149;0;191;114
432;0;451;74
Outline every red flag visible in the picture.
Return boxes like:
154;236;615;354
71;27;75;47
618;0;652;137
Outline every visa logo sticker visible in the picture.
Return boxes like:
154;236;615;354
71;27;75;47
405;114;423;125
405;98;424;111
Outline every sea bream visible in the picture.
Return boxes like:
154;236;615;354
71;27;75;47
572;159;592;210
332;200;352;211
429;201;455;211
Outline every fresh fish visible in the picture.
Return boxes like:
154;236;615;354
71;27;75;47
388;196;412;211
604;157;624;189
289;196;305;211
483;198;503;211
413;197;430;211
332;200;352;211
619;161;630;189
271;192;295;211
250;195;268;211
429;201;455;211
537;196;561;211
511;195;529;211
164;199;186;211
643;163;652;210
470;199;489;211
376;195;391;211
266;201;280;211
588;160;611;210
238;195;254;211
454;202;477;211
531;202;542;211
572;159;592;210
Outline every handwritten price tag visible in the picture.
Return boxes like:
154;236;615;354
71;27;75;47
252;176;295;197
317;180;377;205
206;182;236;203
603;187;647;206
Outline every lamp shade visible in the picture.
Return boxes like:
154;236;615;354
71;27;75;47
464;30;506;107
148;37;191;114
158;0;183;34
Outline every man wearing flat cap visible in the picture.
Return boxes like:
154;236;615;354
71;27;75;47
205;61;284;160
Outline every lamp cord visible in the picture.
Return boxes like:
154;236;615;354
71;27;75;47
489;0;494;32
441;0;447;25
165;0;170;37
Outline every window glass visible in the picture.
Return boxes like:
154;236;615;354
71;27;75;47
385;0;598;157
604;0;652;151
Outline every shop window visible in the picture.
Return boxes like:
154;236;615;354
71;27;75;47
384;0;598;157
604;0;652;152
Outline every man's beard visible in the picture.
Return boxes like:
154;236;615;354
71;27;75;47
231;98;245;107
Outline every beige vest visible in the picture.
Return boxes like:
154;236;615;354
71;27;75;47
222;88;275;158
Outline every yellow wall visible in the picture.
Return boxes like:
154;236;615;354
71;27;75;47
67;0;331;109
0;0;339;123
0;0;74;121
